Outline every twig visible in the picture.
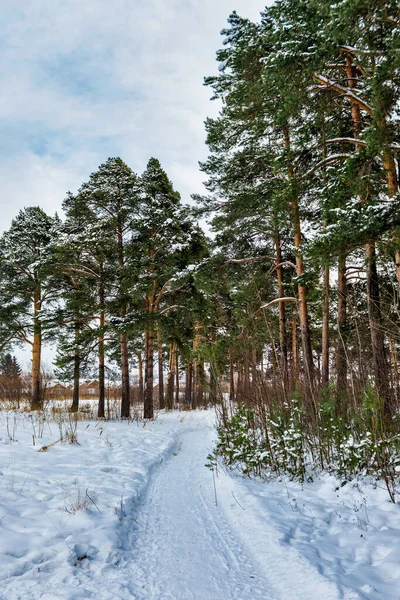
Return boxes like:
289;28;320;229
231;490;245;510
212;470;218;507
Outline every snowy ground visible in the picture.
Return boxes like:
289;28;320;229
0;409;399;599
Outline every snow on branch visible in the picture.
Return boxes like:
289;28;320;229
313;74;374;116
325;138;367;147
225;256;277;264
257;297;298;313
340;45;386;57
306;154;350;177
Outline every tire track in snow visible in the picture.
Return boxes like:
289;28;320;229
130;420;274;600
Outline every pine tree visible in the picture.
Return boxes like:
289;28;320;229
0;207;60;408
0;353;22;406
76;158;139;418
131;157;208;418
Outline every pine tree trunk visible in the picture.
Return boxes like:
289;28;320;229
389;337;399;401
175;346;180;406
243;350;250;406
336;253;347;413
382;142;400;292
71;324;80;413
274;225;288;390
251;348;258;399
166;342;175;410
196;361;204;407
117;222;130;418
320;117;330;390
137;352;144;405
144;325;154;418
98;340;105;419
209;362;218;405
291;315;299;389
157;326;165;409
345;54;394;417
283;126;315;398
185;360;192;407
229;356;235;402
120;333;130;418
98;319;105;419
321;264;330;387
365;242;394;416
237;360;244;402
98;265;105;418
31;286;42;410
192;323;204;407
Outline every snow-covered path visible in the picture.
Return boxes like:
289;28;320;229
125;413;344;600
3;410;381;599
130;418;272;600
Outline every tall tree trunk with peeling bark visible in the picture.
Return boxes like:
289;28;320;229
144;292;155;419
158;326;165;409
117;222;130;419
366;243;393;416
321;264;330;388
98;268;106;419
31;286;42;410
274;225;288;391
71;324;80;413
283;126;315;399
336;252;347;413
166;342;176;410
185;360;192;407
138;352;144;406
345;53;393;416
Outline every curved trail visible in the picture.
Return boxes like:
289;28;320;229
124;414;343;600
130;418;271;600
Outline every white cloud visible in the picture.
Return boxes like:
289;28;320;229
0;0;267;230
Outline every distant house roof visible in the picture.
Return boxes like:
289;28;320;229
49;383;68;391
80;380;99;389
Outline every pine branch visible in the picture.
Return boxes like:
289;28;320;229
313;74;374;116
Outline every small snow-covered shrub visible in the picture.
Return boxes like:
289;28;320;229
268;395;306;480
214;400;308;480
215;405;266;475
213;386;400;501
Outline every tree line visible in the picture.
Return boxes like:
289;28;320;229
0;157;208;418
198;0;400;495
1;0;400;456
196;0;400;417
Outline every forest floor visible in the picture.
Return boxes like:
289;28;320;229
0;409;399;600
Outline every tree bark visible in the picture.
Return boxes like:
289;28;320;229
185;360;192;407
117;221;130;418
98;268;105;418
321;264;330;387
137;352;144;405
274;225;288;391
98;338;105;418
166;342;175;410
31;286;42;410
192;323;204;407
283;126;315;398
336;252;347;412
345;54;394;416
366;243;393;416
291;316;299;389
144;324;155;418
157;325;165;409
229;356;235;402
120;333;130;418
71;324;80;413
175;347;180;406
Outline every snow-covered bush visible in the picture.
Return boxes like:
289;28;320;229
213;388;400;501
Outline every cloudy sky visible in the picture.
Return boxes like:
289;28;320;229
0;0;266;234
